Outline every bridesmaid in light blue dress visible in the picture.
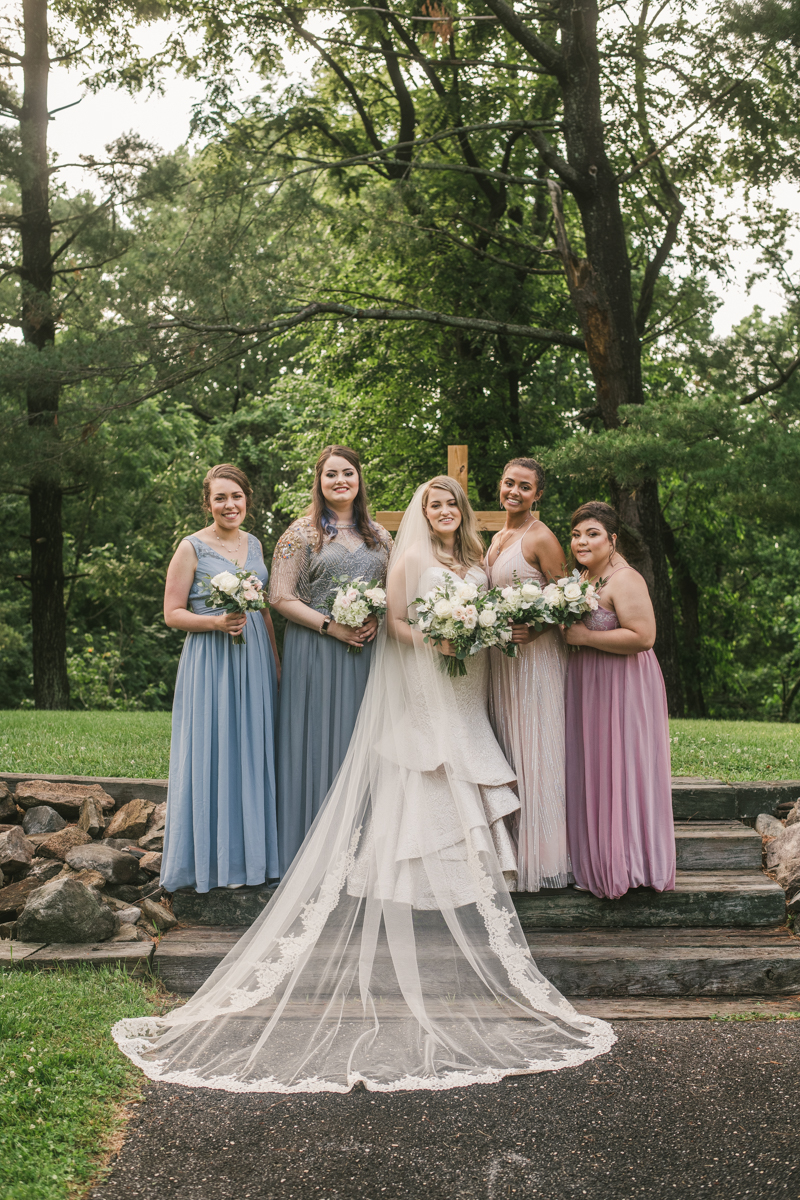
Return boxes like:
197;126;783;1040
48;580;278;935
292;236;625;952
161;464;281;893
270;445;391;875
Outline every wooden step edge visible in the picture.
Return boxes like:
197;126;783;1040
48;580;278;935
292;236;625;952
570;996;800;1020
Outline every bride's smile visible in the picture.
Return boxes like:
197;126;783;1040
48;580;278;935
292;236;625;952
423;487;462;539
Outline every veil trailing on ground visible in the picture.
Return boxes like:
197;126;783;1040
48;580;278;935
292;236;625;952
113;487;615;1092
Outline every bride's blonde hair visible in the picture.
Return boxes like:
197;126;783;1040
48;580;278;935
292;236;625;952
421;476;484;571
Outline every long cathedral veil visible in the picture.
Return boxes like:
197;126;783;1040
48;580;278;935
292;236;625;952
113;486;615;1092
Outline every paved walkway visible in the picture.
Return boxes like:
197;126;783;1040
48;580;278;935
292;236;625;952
92;1022;799;1200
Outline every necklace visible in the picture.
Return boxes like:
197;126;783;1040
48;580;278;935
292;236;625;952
215;526;243;561
493;512;535;556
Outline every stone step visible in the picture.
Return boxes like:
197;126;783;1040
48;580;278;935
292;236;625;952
513;871;785;930
673;821;762;870
147;924;800;998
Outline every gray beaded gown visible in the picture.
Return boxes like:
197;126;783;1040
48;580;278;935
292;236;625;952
270;517;392;874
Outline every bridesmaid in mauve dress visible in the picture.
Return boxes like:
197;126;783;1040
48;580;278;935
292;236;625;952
487;457;571;891
161;464;281;894
564;501;675;900
270;445;392;875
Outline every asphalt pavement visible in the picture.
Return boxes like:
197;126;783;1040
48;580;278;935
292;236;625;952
91;1021;800;1200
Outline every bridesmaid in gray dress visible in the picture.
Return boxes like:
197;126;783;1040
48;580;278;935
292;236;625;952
270;445;392;875
161;464;281;893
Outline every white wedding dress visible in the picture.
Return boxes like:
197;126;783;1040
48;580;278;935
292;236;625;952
113;490;615;1092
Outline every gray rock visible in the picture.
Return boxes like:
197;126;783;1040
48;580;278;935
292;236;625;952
765;822;800;891
0;826;33;876
0;920;16;939
27;857;63;882
102;838;141;851
77;795;106;839
22;806;66;836
116;905;142;925
109;922;146;942
105;884;144;903
0;866;3;888
755;813;785;837
788;892;800;918
139;851;162;877
137;896;177;931
139;801;166;852
16;877;116;943
786;800;800;827
64;842;140;884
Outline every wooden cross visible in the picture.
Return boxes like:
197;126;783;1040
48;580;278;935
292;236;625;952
376;445;538;532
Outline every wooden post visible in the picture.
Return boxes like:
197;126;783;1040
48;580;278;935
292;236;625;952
447;444;469;491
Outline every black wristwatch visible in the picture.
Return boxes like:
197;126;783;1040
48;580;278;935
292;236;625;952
319;615;332;636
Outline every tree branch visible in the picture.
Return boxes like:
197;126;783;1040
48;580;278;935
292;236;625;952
151;300;586;348
739;356;800;405
480;0;564;78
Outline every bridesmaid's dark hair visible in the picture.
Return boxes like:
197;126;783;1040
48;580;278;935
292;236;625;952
498;457;545;501
202;464;253;512
308;445;381;551
568;501;620;569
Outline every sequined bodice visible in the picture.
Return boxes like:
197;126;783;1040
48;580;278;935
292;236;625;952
487;530;546;590
582;605;620;631
307;539;390;613
270;517;392;615
184;534;267;615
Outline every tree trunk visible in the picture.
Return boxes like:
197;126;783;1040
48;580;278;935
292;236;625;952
20;0;69;708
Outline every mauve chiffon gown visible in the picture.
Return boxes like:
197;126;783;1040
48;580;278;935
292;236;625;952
565;597;675;900
488;534;571;890
160;534;279;893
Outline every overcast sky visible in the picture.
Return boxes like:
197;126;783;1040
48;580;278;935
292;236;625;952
44;26;798;340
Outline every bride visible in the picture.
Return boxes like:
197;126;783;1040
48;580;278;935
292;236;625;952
113;477;614;1092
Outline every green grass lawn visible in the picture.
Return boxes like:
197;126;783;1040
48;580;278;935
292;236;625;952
1;711;800;782
0;712;171;779
0;965;159;1200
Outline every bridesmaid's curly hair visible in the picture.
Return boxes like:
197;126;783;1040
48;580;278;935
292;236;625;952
308;445;381;551
202;464;253;513
498;457;546;500
568;501;623;569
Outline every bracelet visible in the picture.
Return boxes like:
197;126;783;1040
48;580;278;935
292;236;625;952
319;615;332;636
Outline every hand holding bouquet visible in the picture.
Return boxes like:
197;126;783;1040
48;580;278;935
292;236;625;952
330;575;388;653
410;573;513;677
206;569;266;645
494;574;556;657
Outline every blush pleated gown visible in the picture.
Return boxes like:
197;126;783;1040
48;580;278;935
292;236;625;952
565;603;675;900
488;535;571;891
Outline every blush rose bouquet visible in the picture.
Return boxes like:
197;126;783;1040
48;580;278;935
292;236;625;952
329;575;388;653
410;573;513;677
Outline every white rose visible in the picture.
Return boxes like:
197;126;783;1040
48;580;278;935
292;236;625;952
563;581;583;601
463;605;478;629
520;582;541;600
364;587;386;605
478;608;497;627
434;598;454;618
455;580;478;602
557;576;570;587
542;582;560;602
499;627;513;642
211;570;239;595
500;586;516;602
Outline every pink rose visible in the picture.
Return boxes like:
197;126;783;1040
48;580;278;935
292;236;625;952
243;589;258;602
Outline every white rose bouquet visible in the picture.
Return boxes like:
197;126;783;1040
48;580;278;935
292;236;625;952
329;575;388;653
493;573;557;657
540;569;603;630
206;569;266;645
409;573;513;677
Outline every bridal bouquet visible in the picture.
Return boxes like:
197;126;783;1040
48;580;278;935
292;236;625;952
206;569;266;645
330;575;388;653
410;573;513;677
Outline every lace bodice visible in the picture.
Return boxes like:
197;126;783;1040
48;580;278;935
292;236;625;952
269;517;392;614
582;605;620;631
184;534;267;615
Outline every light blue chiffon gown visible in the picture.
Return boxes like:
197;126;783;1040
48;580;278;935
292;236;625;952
160;533;279;893
270;518;391;875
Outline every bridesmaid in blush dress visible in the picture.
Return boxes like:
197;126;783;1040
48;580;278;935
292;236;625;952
564;501;675;900
487;457;571;891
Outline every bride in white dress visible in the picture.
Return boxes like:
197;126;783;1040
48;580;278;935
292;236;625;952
113;477;614;1093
